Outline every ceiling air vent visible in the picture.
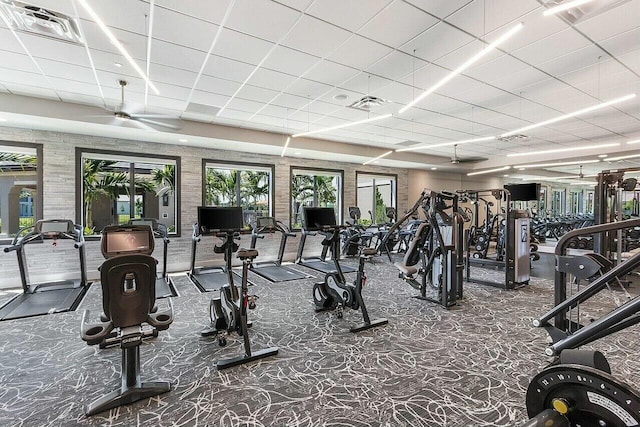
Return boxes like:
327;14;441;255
0;0;83;44
348;95;387;112
544;0;632;24
497;134;529;143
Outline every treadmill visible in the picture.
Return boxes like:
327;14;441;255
295;207;356;274
249;217;311;282
188;206;253;292
128;218;178;298
0;219;90;321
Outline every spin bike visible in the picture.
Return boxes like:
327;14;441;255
313;225;388;333
201;230;278;370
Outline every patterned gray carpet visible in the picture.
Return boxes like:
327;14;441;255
0;255;638;427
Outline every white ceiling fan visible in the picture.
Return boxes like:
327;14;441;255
450;144;486;165
98;80;183;131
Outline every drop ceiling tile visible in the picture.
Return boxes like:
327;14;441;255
274;0;314;12
58;91;104;107
262;45;319;76
319;88;367;106
491;67;551;94
308;100;343;115
151;39;207;72
306;0;393;32
576;1;640;42
146;95;187;111
435;38;503;71
202;55;255;84
149;82;191;101
304;60;359;86
211;29;274;65
600;28;640;58
250;68;298;93
226;97;265;114
195;75;242;96
47;77;102;98
153;7;220;51
0;49;39;73
365;51;427;82
154;0;233;25
445;0;540;38
0;67;51;88
618;50;640;75
226;0;302;41
190;90;229;108
235;85;280;104
271;92;309;110
342;72;391;96
149;63;197;87
282;15;351;58
18;32;91;65
372;81;415;105
80;20;147;60
0;28;25;53
359;1;439;48
496;8;567;53
511;29;592;67
400;22;476;63
75;0;150;35
37;58;97;84
219;108;253;121
259;104;288;119
286;78;333;99
405;0;473;18
2;82;58;100
328;35;393;70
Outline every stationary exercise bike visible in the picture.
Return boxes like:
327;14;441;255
199;207;278;370
306;207;388;333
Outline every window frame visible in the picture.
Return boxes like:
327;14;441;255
201;159;275;218
75;148;181;239
355;171;398;224
290;166;344;230
0;141;43;244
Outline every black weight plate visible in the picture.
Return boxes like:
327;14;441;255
526;364;640;427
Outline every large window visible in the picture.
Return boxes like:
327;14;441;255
203;161;273;226
0;142;42;239
291;167;343;229
76;149;180;236
356;173;396;225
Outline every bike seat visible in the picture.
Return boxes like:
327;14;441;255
237;248;258;259
362;248;377;257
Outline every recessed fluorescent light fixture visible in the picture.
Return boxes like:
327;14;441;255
280;136;291;157
507;142;620;157
519;159;600;168
607;153;640;161
399;22;523;114
396;136;495;152
292;114;392;138
467;166;511;176
363;150;393;165
543;0;595;16
77;0;159;95
626;139;640;144
501;94;636;137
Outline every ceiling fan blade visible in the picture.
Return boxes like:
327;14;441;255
133;116;183;130
130;113;180;119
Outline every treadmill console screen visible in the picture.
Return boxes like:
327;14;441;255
38;220;73;234
129;218;156;230
257;217;276;228
198;206;244;234
105;230;151;255
303;207;337;231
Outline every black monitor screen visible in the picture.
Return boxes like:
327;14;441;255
303;207;337;230
38;220;73;234
105;230;151;254
198;206;244;234
504;183;540;202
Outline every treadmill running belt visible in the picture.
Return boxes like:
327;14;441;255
155;277;177;299
190;270;250;293
0;286;88;321
300;260;356;274
250;265;308;282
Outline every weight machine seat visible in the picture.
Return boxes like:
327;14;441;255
394;262;418;276
362;248;377;257
237;248;258;259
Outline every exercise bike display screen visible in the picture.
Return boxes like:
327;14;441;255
303;207;337;231
105;230;151;254
257;217;276;228
198;206;244;234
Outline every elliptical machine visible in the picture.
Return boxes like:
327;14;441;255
306;207;388;333
199;207;278;370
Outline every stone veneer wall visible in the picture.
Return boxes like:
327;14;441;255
0;126;410;288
